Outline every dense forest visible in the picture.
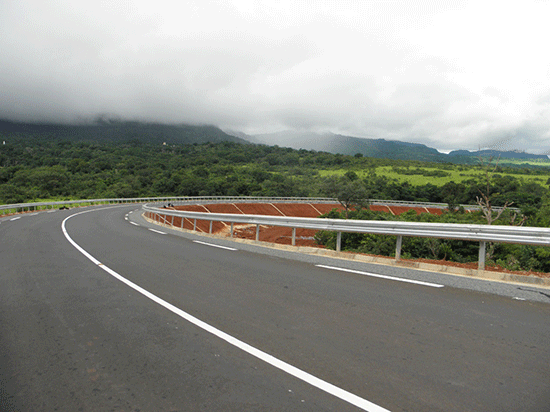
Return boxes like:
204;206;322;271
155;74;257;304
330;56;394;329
2;135;550;272
2;135;548;209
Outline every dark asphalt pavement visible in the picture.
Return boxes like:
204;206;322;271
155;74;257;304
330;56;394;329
1;205;549;411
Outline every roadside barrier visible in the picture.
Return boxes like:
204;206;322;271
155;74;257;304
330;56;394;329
143;198;548;271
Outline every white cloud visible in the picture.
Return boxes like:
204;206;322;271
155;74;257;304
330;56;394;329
1;0;549;153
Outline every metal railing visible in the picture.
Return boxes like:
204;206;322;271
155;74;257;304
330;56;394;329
143;198;548;271
0;196;235;215
1;195;515;215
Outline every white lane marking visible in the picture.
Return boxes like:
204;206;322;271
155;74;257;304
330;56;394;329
61;209;391;412
148;228;166;235
10;217;21;221
513;297;526;301
130;221;140;226
47;210;57;213
193;240;237;251
316;265;444;288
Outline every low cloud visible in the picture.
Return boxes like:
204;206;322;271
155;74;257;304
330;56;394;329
1;0;549;153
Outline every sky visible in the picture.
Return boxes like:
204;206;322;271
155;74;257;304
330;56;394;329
1;0;550;154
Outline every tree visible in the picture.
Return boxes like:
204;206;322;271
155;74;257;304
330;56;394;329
475;155;513;225
323;175;369;217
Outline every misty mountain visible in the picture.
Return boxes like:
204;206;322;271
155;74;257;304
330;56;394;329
0;119;249;146
448;149;549;161
2;119;547;164
245;131;447;162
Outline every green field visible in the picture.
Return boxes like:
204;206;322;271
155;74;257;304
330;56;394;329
319;166;550;186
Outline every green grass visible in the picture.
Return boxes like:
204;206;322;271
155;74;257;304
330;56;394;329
318;166;550;186
495;158;550;166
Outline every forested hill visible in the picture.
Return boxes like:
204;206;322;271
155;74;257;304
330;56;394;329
0;119;249;146
448;149;549;161
247;131;447;162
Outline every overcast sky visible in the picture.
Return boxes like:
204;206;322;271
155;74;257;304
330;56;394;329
1;1;549;153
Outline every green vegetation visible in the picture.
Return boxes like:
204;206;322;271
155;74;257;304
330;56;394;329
2;135;549;212
320;165;550;187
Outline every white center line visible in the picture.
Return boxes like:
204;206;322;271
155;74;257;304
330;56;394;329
62;208;391;412
316;265;444;288
148;228;166;235
193;240;237;251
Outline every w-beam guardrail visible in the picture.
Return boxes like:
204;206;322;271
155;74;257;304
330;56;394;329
1;195;514;215
142;198;548;271
0;197;181;215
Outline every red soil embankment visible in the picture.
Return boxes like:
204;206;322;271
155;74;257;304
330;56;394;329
156;202;442;247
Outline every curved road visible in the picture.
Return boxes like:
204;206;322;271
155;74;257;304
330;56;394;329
1;205;549;411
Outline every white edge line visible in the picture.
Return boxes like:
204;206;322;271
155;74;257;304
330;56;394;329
130;221;140;226
316;264;444;288
10;217;21;221
148;228;166;235
61;208;391;412
193;240;238;251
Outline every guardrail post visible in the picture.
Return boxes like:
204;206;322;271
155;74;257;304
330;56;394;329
230;222;234;238
478;241;486;270
292;227;296;246
256;224;260;241
395;235;403;261
193;219;197;231
209;220;213;234
336;232;341;252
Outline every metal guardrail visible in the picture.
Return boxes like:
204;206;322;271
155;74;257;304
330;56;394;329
1;195;514;215
0;197;180;215
143;198;549;271
0;196;340;215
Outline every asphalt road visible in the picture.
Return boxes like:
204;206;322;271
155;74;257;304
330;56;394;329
1;205;549;411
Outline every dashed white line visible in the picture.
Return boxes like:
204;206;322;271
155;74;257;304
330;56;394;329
316;265;444;288
61;208;391;412
130;221;140;226
193;240;238;251
10;217;21;221
513;297;526;301
148;228;166;235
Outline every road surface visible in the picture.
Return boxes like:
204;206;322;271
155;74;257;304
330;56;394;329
1;205;549;411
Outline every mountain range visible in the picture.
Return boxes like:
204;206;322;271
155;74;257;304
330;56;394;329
0;119;249;146
1;119;547;164
229;130;549;163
